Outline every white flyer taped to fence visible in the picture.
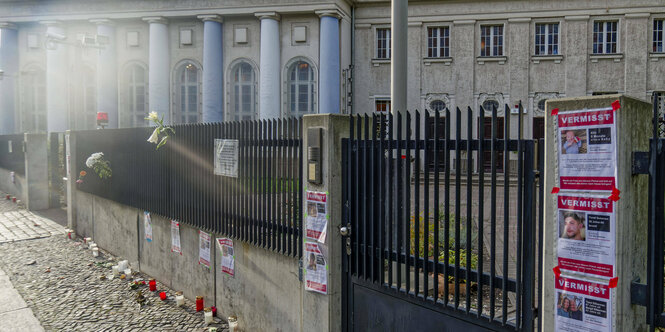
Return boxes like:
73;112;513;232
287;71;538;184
305;191;328;243
556;194;615;279
144;211;153;242
214;139;239;178
304;241;327;294
171;220;182;254
217;238;235;277
557;107;617;192
198;231;211;268
555;275;612;332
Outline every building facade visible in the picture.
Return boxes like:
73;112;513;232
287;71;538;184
0;0;663;141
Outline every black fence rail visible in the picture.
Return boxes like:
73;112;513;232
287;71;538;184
75;119;303;258
0;134;25;175
342;104;543;331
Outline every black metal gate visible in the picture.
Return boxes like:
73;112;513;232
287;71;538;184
341;105;544;331
48;132;67;209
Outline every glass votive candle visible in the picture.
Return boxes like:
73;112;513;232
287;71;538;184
124;268;131;276
92;247;99;257
196;296;204;312
204;307;213;324
175;291;184;307
112;265;119;276
159;292;167;301
228;316;238;332
148;278;156;291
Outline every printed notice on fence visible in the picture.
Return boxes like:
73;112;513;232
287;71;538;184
217;238;235;277
558;107;617;191
305;191;328;243
198;231;211;269
557;194;615;278
144;211;153;242
214;139;239;177
171;220;182;254
555;275;612;332
304;241;327;294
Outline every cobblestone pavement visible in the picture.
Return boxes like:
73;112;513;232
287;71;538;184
0;209;66;244
0;194;228;331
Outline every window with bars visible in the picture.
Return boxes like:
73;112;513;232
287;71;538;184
535;23;559;55
375;99;391;113
175;62;201;124
376;28;391;59
427;27;450;58
593;21;618;54
654;19;664;53
288;60;316;117
124;64;147;127
231;62;256;121
480;25;504;57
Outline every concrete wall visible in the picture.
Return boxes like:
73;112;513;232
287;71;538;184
0;167;26;203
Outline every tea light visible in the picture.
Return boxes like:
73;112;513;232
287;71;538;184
159;292;167;301
175;291;184;307
92;247;99;257
12;197;16;203
196;296;204;312
204;308;213;324
148;278;157;291
84;237;92;244
228;316;238;332
89;243;97;250
112;265;119;276
5;194;9;200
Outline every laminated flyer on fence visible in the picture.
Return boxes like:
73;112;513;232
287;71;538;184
198;231;211;268
217;238;235;277
305;191;328;243
144;211;153;242
171;220;182;254
557;194;615;278
304;241;327;294
557;107;617;191
555;275;612;332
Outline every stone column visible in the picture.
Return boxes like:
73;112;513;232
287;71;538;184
390;0;407;113
90;19;118;128
0;23;17;134
255;12;281;120
198;15;224;123
624;13;649;99
42;21;68;132
316;10;341;115
24;133;49;210
563;16;589;97
143;17;170;123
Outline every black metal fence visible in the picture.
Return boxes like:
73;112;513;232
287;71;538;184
75;119;303;257
342;104;543;331
0;134;25;175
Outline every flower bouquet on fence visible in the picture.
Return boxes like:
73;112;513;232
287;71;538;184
145;111;175;150
86;152;112;179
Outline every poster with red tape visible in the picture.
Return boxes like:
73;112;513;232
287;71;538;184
555;275;612;332
557;107;617;191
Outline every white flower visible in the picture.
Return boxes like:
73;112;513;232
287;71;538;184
86;152;104;168
147;112;159;122
147;128;160;144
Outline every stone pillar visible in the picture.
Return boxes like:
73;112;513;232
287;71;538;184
624;13;649;99
256;12;281;120
563;16;589;97
65;131;77;229
0;23;17;134
143;17;170;123
198;15;224;123
542;95;651;331
42;21;68;132
91;19;118;128
316;11;341;115
390;0;407;113
23;133;49;210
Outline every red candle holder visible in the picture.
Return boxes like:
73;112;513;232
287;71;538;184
148;279;156;291
196;296;204;312
12;197;16;203
211;306;217;317
5;195;9;200
159;292;167;301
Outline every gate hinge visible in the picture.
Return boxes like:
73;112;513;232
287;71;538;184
632;151;650;175
631;278;647;306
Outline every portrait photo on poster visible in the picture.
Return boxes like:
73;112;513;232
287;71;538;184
559;210;586;241
556;292;584;321
560;129;587;155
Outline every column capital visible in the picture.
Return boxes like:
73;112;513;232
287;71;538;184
39;20;62;27
142;16;168;25
89;18;115;26
315;9;342;19
255;12;280;21
197;14;223;23
0;22;16;29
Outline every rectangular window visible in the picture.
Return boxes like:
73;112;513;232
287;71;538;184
654;19;664;53
535;23;559;55
427;27;450;58
593;21;618;54
376;28;391;59
480;25;503;57
375;100;391;113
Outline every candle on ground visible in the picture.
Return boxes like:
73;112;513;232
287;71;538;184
148;279;156;291
175;291;184;306
204;308;213;324
159;292;167;301
196;296;204;312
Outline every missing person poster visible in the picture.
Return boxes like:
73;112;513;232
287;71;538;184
305;191;328;243
144;211;153;242
555;275;612;332
557;194;615;278
557;107;617;191
171;220;182;254
198;231;211;268
304;241;328;294
217;238;235;277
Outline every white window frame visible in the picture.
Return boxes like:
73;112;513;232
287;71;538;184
534;23;559;55
427;26;450;58
21;66;46;132
376;27;391;59
229;60;257;121
593;21;619;54
285;58;317;118
173;60;201;124
654;18;664;53
480;24;504;57
124;63;148;128
374;98;391;113
81;66;97;130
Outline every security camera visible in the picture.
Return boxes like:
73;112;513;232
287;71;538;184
45;31;66;41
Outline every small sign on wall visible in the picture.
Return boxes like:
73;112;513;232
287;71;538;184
214;139;239;177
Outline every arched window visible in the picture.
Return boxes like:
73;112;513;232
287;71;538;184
482;99;499;112
174;61;201;124
230;61;256;121
287;60;316;117
429;100;446;112
21;67;46;132
123;63;147;127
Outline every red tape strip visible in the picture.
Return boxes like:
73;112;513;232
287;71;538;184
553;266;561;278
611;187;621;196
551;108;559;116
608;193;620;202
609;277;619;288
551;187;560;194
611;100;621;112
